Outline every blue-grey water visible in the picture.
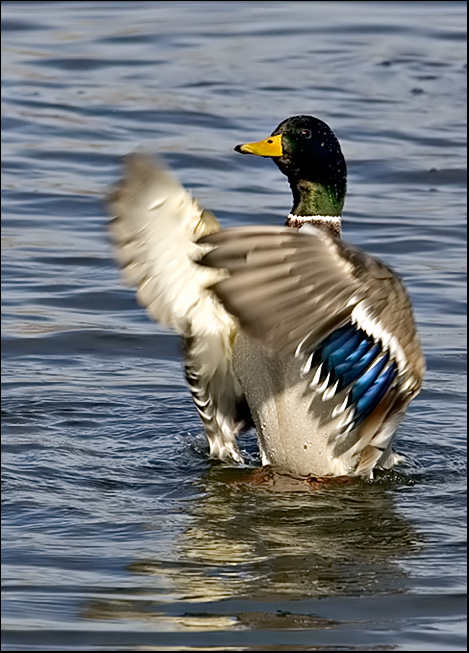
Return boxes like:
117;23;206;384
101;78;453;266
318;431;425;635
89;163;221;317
1;1;466;650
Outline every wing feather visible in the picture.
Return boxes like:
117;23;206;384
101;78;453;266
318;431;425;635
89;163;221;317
199;226;425;388
107;155;247;462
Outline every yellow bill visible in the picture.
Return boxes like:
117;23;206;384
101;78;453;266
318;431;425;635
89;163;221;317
234;132;283;157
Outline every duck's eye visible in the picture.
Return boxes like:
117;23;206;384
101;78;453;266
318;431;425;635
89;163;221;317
301;129;312;139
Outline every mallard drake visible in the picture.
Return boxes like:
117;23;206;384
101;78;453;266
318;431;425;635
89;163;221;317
108;115;425;478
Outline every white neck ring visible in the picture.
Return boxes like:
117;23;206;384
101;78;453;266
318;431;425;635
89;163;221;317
287;213;341;224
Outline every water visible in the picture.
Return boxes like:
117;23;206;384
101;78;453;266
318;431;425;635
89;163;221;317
1;1;466;650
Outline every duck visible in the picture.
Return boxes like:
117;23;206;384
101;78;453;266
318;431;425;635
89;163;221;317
107;115;425;478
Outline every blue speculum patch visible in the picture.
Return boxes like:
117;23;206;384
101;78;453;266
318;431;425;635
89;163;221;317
311;323;398;425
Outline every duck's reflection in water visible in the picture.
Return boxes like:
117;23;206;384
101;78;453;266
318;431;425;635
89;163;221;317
85;466;420;638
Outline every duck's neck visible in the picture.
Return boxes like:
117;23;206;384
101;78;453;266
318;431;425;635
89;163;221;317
286;179;344;238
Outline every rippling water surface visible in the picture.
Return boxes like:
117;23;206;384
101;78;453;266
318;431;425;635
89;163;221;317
2;1;467;650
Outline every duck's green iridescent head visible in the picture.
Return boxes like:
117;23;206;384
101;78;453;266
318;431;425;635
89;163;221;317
235;115;347;218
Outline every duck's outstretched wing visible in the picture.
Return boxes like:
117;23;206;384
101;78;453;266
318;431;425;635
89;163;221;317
199;225;425;476
108;155;247;462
